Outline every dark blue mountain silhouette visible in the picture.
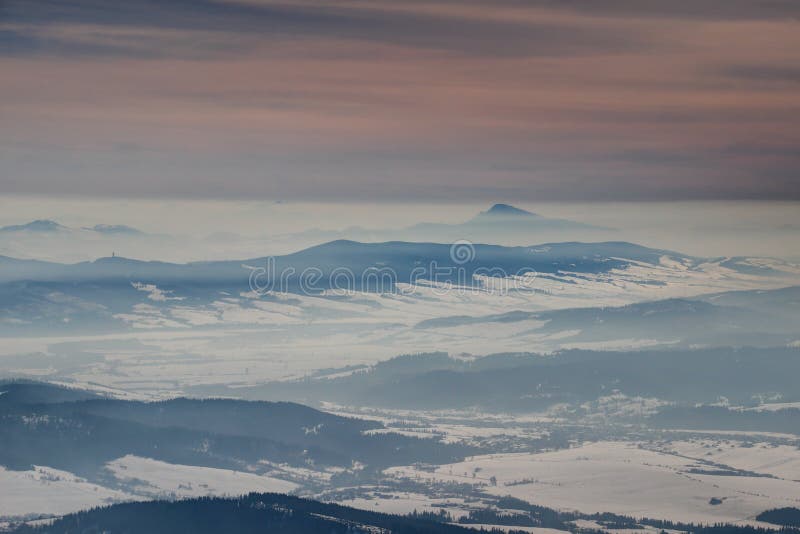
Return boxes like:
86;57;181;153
0;380;467;474
473;203;540;218
406;204;608;239
0;239;684;286
0;219;66;233
85;224;145;235
285;204;611;245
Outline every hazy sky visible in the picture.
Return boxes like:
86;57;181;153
2;1;800;201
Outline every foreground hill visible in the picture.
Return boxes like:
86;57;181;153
8;492;798;534
0;381;467;476
7;493;484;534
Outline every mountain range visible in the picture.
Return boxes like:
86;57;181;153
283;204;612;246
194;346;800;413
0;204;612;264
0;237;796;339
0;220;145;235
0;239;695;285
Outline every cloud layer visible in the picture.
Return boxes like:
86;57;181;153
1;0;799;200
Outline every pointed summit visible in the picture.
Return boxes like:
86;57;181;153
482;204;537;217
454;203;608;233
469;204;541;223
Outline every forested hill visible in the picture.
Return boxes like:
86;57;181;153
0;381;468;475
8;493;502;534
9;493;800;534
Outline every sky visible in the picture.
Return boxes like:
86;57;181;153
1;1;800;202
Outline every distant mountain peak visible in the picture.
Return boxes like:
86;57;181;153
458;203;609;232
467;204;542;224
481;204;537;217
93;255;151;265
0;219;67;233
86;224;144;235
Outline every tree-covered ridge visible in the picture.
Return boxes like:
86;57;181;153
9;493;800;534
0;381;470;476
211;347;800;415
8;493;503;534
757;508;800;528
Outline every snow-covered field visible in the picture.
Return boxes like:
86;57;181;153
0;465;134;520
1;253;798;397
3;432;800;527
0;457;299;522
460;526;568;534
106;455;298;499
385;441;800;526
331;491;470;520
655;439;800;481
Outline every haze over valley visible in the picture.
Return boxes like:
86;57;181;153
2;1;800;532
1;200;800;533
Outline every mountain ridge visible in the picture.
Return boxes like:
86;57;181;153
0;239;688;285
0;220;67;233
0;220;145;235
